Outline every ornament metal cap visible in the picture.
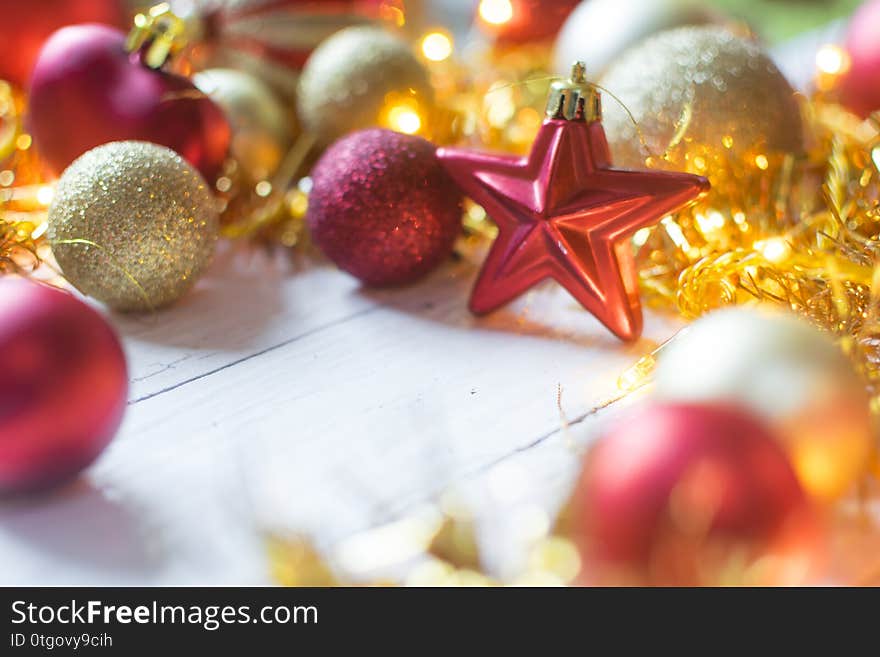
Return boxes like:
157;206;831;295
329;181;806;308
125;3;188;69
546;61;601;122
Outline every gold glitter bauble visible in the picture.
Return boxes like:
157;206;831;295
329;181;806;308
194;68;294;180
48;141;219;312
600;26;804;170
297;26;434;145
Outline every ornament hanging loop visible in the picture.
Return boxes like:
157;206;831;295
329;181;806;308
546;61;601;122
125;3;188;69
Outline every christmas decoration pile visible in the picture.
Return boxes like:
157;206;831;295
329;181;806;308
0;0;879;586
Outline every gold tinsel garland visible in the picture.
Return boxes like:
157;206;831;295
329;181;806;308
633;104;880;396
0;80;49;275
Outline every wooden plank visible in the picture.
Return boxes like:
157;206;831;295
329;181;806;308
0;244;679;584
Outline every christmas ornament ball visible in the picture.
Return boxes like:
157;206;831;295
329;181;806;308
0;279;127;494
571;402;822;586
307;129;463;286
554;0;719;76
838;0;880;117
28;24;231;181
194;68;293;180
297;26;434;145
0;0;126;87
655;308;875;503
600;26;804;170
48;141;220;312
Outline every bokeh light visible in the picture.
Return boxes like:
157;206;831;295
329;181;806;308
816;44;850;76
386;105;422;134
421;31;453;62
479;0;514;25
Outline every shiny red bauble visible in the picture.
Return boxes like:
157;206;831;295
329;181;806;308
0;0;125;87
838;0;880;117
571;402;823;586
0;279;127;494
307;129;463;286
479;0;580;44
28;24;231;181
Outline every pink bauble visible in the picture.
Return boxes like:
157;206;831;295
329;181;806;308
0;0;125;88
571;402;823;586
0;279;127;494
307;129;463;286
839;0;880;117
28;24;231;181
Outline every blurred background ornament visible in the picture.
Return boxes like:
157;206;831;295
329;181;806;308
570;402;823;586
178;0;390;97
476;0;579;44
554;0;721;77
0;278;127;494
837;0;880;117
297;26;434;145
655;308;876;503
600;25;804;172
28;12;230;181
48;141;220;311
307;128;462;286
194;67;294;181
0;0;126;88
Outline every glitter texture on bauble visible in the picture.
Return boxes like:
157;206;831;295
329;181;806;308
307;129;463;286
48;141;220;312
600;26;804;170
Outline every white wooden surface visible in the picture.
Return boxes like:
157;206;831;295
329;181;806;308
0;243;679;585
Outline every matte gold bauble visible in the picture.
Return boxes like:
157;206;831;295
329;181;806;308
194;67;293;180
600;26;804;171
297;26;434;145
48;141;219;311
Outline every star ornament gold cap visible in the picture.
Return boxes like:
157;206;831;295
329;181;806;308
546;61;601;122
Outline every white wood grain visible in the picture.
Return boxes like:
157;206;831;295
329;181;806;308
0;243;679;585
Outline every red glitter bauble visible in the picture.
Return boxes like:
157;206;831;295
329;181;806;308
838;0;880;117
0;279;128;494
307;129;463;286
28;24;231;181
0;0;125;87
570;403;823;586
480;0;580;44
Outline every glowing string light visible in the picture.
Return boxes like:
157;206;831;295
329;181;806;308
421;31;453;62
816;44;850;76
386;105;422;135
479;0;514;25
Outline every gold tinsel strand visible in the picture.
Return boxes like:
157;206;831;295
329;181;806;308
633;105;880;397
0;80;49;275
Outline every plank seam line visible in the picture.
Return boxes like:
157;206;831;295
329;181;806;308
465;394;626;477
363;393;630;530
128;306;381;405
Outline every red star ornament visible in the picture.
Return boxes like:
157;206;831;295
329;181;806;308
438;118;709;341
